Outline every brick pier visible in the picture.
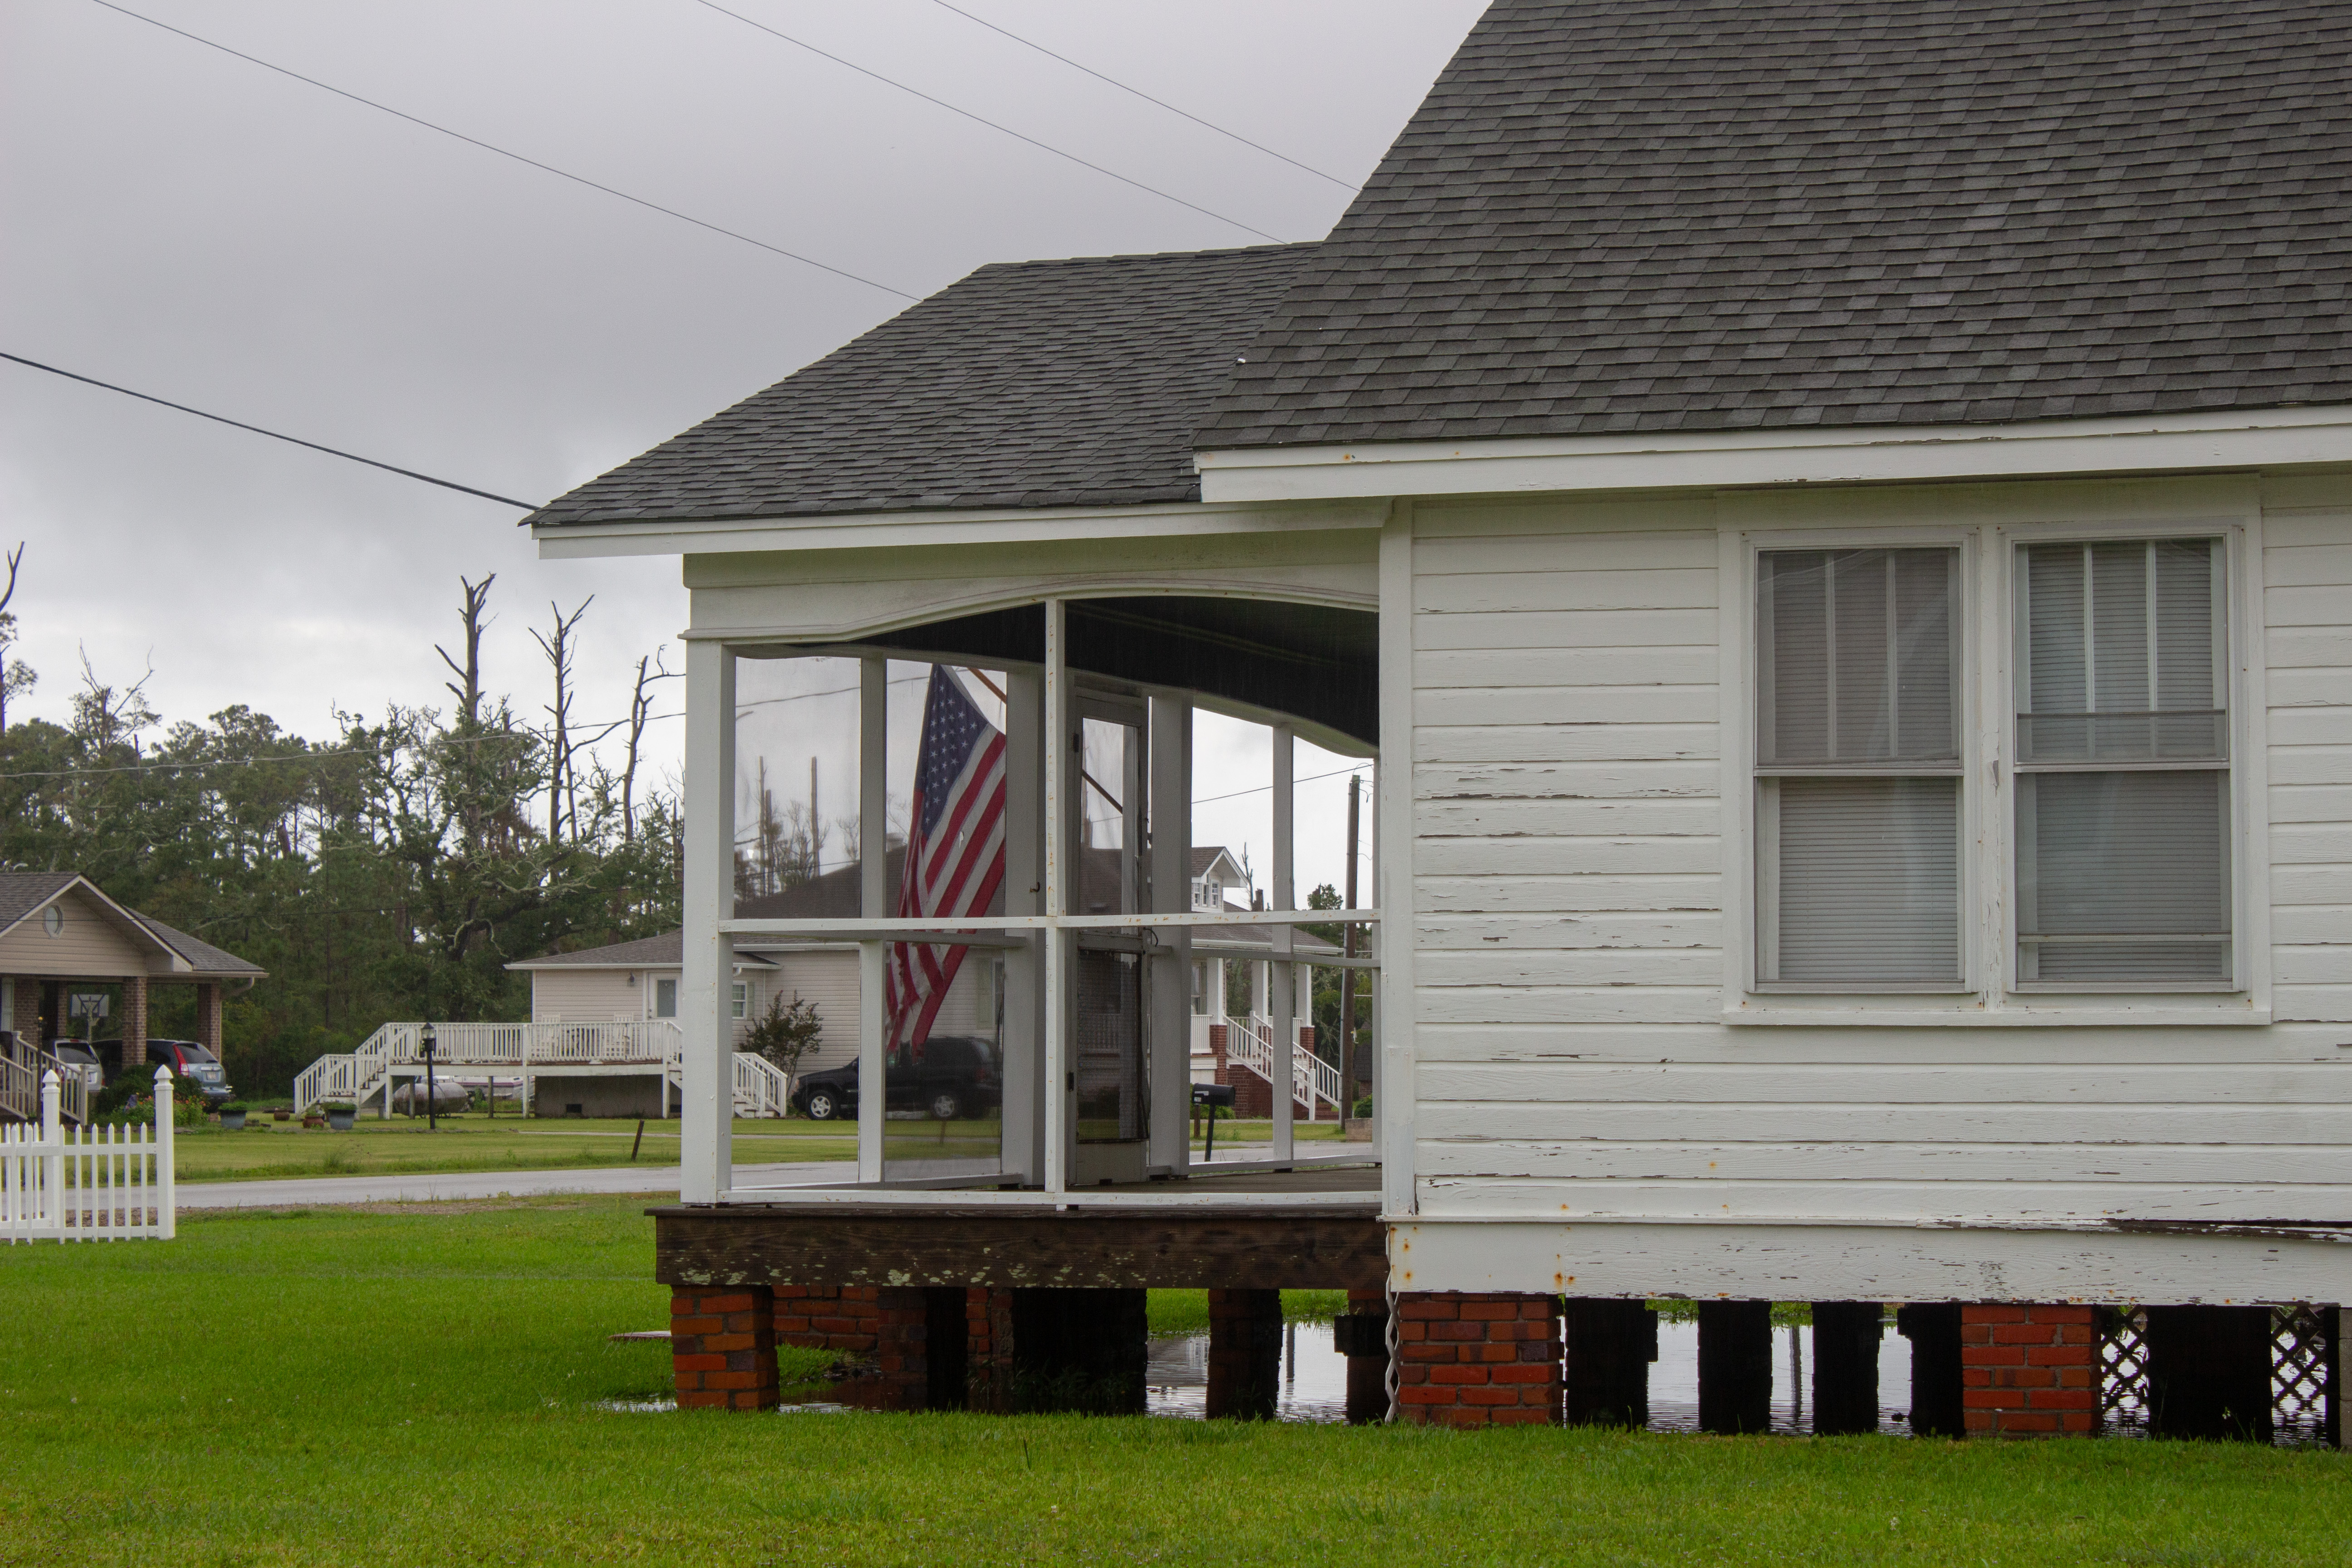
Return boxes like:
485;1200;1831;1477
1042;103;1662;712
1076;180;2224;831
1960;1303;2096;1436
1394;1292;1562;1427
669;1285;779;1410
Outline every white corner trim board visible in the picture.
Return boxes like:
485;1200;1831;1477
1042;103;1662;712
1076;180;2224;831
1197;406;2352;504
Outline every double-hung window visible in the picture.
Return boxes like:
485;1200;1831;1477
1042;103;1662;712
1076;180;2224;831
2014;539;2230;987
1748;529;2239;1001
1754;548;1963;988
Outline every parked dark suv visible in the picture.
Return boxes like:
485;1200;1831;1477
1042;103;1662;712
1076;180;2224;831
95;1038;234;1105
792;1035;1000;1122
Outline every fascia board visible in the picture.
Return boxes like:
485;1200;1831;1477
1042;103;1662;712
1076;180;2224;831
534;498;1388;560
1194;406;2352;504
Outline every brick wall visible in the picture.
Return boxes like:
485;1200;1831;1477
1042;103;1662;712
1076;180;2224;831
968;1287;1016;1413
1960;1303;2096;1437
671;1286;778;1411
774;1286;882;1352
1396;1292;1561;1428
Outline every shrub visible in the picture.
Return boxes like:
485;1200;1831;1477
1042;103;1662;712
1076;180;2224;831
1351;1096;1373;1120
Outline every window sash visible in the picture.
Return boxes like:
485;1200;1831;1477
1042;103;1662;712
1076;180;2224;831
2013;538;2234;989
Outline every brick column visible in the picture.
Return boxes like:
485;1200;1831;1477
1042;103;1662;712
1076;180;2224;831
968;1287;1017;1413
1960;1303;2095;1437
1206;1288;1284;1420
122;976;147;1074
1339;1286;1390;1425
774;1285;882;1352
671;1285;778;1410
194;981;222;1065
11;979;38;1045
1395;1292;1561;1428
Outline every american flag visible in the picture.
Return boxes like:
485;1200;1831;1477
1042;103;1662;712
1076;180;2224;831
885;667;1008;1057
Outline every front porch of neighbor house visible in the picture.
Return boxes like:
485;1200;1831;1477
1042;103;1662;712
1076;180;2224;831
0;872;265;1125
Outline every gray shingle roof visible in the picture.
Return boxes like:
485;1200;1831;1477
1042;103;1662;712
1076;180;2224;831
1196;0;2352;449
511;933;776;970
132;914;268;978
0;873;79;934
529;244;1316;527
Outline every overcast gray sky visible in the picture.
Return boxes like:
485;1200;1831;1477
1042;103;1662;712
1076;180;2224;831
2;0;1478;890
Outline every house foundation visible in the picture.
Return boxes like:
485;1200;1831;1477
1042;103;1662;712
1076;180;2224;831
670;1285;779;1410
1393;1291;1561;1428
1961;1303;2097;1437
1205;1288;1284;1420
1563;1299;1655;1428
1338;1287;1389;1424
1697;1301;1773;1435
1811;1302;1883;1436
2146;1306;2273;1443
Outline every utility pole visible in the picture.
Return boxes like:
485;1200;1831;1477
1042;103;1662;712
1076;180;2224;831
1339;774;1361;1132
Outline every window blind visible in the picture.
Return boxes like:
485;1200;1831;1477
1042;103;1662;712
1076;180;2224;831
2015;539;2229;984
1756;547;1961;985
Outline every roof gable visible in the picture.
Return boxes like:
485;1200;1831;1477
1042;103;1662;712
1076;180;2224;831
1197;0;2352;450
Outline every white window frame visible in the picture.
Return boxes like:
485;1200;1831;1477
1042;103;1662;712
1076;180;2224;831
731;980;749;1021
1721;511;2269;1027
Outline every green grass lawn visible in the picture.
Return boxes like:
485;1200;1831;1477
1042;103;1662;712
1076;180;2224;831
171;1114;1354;1184
0;1196;2343;1565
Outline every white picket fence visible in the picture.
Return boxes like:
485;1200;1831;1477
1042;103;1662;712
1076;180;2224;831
1;1068;175;1242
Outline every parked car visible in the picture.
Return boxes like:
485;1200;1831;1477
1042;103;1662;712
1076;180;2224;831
791;1035;1001;1122
46;1042;105;1097
95;1038;234;1105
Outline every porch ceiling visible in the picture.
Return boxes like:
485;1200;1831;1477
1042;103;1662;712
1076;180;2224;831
823;595;1377;751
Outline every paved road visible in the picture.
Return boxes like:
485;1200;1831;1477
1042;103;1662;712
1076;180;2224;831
176;1160;848;1209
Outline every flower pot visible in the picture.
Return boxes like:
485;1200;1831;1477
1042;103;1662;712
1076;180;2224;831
303;1116;323;1129
325;1111;356;1132
220;1111;247;1131
272;1110;289;1122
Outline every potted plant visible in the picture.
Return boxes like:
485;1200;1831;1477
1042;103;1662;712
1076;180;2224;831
218;1100;250;1131
271;1106;290;1122
320;1102;358;1132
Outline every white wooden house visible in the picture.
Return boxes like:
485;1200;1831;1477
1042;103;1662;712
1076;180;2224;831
523;0;2352;1434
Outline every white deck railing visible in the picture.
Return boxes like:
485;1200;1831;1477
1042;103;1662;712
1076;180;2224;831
1225;1014;1344;1116
2;1040;89;1127
292;1022;798;1118
2;1069;173;1242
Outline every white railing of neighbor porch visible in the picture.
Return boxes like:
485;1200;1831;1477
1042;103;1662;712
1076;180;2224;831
2;1039;89;1126
1226;1014;1343;1116
1;1068;174;1242
289;1022;794;1117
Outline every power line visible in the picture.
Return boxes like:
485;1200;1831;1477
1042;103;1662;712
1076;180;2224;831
86;0;920;302
0;351;538;509
682;0;1285;244
1193;763;1366;807
925;0;1355;190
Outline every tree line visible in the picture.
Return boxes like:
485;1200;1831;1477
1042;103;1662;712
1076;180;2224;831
0;562;683;1100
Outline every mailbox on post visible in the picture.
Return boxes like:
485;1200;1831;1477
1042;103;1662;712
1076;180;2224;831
1191;1082;1235;1161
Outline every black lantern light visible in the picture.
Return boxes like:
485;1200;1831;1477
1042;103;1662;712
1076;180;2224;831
420;1021;439;1132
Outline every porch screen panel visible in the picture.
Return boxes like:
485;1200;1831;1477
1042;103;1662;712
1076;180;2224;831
2015;538;2230;984
1756;547;1961;986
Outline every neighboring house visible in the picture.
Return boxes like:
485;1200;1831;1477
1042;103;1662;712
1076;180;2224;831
520;0;2352;1432
0;871;265;1122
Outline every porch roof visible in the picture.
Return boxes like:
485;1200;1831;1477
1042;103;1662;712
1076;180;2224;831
525;243;1314;529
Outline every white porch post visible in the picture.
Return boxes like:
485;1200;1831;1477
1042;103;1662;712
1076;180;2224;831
858;655;888;1185
1042;599;1069;1195
1377;503;1416;1217
1270;721;1295;1164
1147;695;1191;1173
1001;666;1044;1183
680;638;736;1204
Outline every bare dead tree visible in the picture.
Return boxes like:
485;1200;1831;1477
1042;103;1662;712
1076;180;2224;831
434;575;495;730
531;597;595;847
0;544;31;733
621;647;679;841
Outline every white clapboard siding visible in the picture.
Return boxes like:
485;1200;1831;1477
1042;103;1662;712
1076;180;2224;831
1417;646;1718;689
1417;1100;2352;1146
1401;482;2352;1258
1417;761;1721;801
1415;911;1723;950
1414;685;1719;726
1409;1178;2352;1226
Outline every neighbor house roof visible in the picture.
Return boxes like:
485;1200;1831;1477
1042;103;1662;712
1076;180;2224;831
509;933;775;971
0;872;265;978
528;243;1316;527
1195;0;2352;449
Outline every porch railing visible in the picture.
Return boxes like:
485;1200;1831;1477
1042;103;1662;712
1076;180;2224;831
2;1039;88;1127
1226;1014;1344;1116
290;1022;803;1118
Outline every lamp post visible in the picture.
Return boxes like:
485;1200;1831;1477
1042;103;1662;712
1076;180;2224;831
421;1022;438;1132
